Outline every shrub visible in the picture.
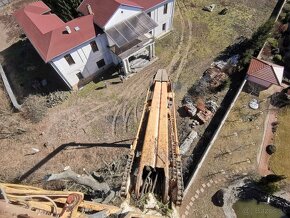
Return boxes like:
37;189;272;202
283;12;290;23
266;144;277;155
273;54;283;64
239;19;275;68
283;3;290;13
280;12;286;21
240;49;254;66
22;95;48;123
267;37;278;48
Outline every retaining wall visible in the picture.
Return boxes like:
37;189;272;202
184;79;246;195
0;64;21;110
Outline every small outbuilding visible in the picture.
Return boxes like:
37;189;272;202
246;58;284;90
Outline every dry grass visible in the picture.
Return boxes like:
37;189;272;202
199;90;268;179
181;89;270;217
269;106;290;182
0;0;277;195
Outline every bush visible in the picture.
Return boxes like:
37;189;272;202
266;144;277;155
267;37;278;48
283;12;290;23
273;54;283;64
239;19;275;68
22;95;48;123
283;3;290;13
240;49;254;66
280;12;286;21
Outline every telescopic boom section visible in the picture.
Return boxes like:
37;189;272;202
130;69;183;204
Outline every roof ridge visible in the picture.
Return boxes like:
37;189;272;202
270;65;280;85
114;0;143;8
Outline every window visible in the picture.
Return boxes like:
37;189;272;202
163;3;168;14
162;23;166;31
147;12;151;17
149;31;153;35
76;72;84;80
90;41;99;53
64;54;75;65
97;59;106;68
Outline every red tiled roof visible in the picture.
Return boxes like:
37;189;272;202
24;1;51;14
14;1;97;62
78;0;165;28
131;0;166;10
247;58;284;86
78;0;121;27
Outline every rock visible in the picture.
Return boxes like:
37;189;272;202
180;130;198;155
203;4;216;12
120;199;142;214
63;166;71;171
219;8;228;15
31;148;40;154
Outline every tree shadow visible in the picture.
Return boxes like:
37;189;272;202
14;139;133;183
214;36;250;62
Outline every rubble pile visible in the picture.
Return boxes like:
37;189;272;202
46;91;70;108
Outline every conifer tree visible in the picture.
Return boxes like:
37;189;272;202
43;0;82;21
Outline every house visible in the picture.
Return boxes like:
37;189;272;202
14;0;175;90
246;58;284;91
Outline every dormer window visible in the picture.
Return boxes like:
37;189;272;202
147;12;151;17
163;3;168;14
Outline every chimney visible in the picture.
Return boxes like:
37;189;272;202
65;26;71;34
87;4;94;15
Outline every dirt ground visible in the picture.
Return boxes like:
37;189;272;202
0;0;277;206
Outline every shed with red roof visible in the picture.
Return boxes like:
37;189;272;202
247;58;284;88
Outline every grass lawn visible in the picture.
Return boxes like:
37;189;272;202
270;106;290;181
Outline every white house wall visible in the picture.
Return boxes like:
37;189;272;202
50;34;112;88
147;0;175;38
104;5;141;30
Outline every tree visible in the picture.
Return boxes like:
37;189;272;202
43;0;82;22
239;19;275;68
